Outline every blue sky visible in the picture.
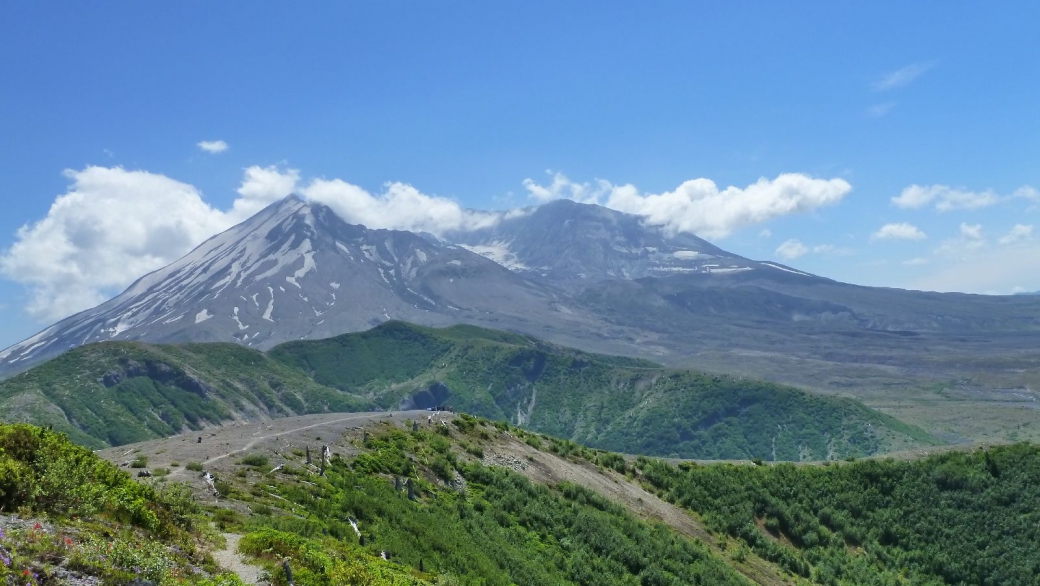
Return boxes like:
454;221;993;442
2;2;1039;349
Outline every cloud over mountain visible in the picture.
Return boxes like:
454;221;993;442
0;167;236;322
522;172;852;239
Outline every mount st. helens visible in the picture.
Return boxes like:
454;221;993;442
2;195;1040;445
0;196;615;377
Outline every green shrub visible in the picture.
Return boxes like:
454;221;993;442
185;461;204;472
240;454;269;467
130;456;148;468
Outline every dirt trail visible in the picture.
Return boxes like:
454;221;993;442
98;411;428;487
212;532;264;585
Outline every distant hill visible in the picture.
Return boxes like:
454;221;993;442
0;321;937;459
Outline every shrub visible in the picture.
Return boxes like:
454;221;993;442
185;461;204;472
130;456;149;468
240;454;269;467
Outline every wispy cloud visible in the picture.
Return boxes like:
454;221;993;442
999;224;1033;246
775;239;809;260
197;140;229;154
892;184;1001;212
871;222;927;241
873;62;935;92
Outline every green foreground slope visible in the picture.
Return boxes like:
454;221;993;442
0;321;938;458
633;445;1040;585
5;418;1037;585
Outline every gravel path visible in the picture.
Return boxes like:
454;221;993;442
212;532;264;585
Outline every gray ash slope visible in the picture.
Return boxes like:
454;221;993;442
3;196;1040;399
0;196;613;377
449;198;787;285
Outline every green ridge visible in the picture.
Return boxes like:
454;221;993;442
0;321;939;459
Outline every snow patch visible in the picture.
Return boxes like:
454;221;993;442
232;307;249;330
415;249;427;263
285;250;317;288
195;309;213;324
459;241;528;271
330;282;340;289
672;250;703;260
335;241;354;259
262;287;275;322
707;267;754;274
761;262;811;277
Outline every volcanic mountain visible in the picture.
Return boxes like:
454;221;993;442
0;196;615;376
3;195;1040;438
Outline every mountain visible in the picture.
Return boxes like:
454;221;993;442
0;321;937;457
3;195;1039;446
451;198;795;285
0;196;614;378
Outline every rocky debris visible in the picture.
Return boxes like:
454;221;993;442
481;452;528;472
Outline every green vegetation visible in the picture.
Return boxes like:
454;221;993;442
270;322;938;460
0;423;243;584
633;445;1040;585
0;341;375;448
0;321;938;459
226;421;749;586
7;414;1040;585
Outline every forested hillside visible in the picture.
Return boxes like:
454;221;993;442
633;445;1040;584
0;321;938;459
270;322;937;460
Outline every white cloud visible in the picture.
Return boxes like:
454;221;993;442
197;140;229;154
0;166;237;322
892;184;1000;212
302;179;499;235
522;172;607;203
1014;186;1039;201
903;257;928;266
759;229;772;238
775;239;809;260
959;223;983;241
935;223;986;256
999;224;1033;245
230;165;300;221
871;222;927;241
867;102;896;117
523;172;852;239
873;62;934;92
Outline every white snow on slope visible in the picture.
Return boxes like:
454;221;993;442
285;250;317;288
262;286;275;321
195;309;213;323
232;307;249;330
761;262;811;277
459;241;528;270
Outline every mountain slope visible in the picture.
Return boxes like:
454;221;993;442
0;341;374;447
268;322;937;459
0;196;613;379
0;321;938;457
450;198;775;285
